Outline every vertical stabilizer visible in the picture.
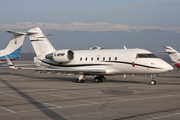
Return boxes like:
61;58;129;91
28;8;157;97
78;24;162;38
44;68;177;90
164;46;180;63
28;27;55;56
0;31;26;63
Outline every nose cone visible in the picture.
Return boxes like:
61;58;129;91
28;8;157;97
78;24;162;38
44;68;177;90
165;64;173;71
161;62;173;72
157;59;174;72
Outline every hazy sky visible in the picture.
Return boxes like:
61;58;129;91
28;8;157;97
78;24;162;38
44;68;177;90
0;0;180;54
1;0;180;27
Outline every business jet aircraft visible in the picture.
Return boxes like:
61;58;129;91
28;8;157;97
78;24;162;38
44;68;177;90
0;31;26;64
6;27;173;85
163;46;180;68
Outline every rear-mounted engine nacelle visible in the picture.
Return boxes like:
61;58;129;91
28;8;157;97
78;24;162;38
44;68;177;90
46;49;74;63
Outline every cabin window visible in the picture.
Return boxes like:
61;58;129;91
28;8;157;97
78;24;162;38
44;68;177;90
91;57;93;61
103;57;105;61
15;40;17;44
97;57;99;61
115;57;117;60
80;57;82;61
109;57;111;61
85;57;88;61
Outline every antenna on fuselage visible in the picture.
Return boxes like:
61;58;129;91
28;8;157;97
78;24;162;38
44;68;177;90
89;45;101;50
123;46;127;49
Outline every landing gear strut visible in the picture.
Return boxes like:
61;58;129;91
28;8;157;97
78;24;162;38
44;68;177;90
150;74;156;85
76;75;106;83
94;75;106;83
76;75;86;83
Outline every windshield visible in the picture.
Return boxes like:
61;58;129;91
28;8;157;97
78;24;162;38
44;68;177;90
136;54;157;58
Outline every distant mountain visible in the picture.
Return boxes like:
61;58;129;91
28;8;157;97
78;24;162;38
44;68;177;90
0;22;180;62
1;22;180;33
1;29;180;54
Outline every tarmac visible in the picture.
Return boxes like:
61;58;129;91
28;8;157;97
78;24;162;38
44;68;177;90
0;67;180;120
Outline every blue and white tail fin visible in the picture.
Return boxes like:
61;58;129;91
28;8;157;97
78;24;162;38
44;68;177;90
163;46;180;63
28;27;56;56
0;31;26;64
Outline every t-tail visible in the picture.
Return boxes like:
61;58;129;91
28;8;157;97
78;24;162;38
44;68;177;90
28;27;74;67
164;46;180;68
28;27;56;57
0;31;26;64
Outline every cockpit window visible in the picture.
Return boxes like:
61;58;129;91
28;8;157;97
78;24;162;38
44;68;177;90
137;54;148;58
136;54;157;58
147;54;157;58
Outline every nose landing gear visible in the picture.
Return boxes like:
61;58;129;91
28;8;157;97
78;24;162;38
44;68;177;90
150;74;156;85
150;80;156;85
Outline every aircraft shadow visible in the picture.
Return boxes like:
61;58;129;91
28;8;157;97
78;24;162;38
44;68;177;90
0;72;146;84
0;77;66;120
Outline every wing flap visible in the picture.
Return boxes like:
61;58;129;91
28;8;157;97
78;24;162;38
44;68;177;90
17;67;106;74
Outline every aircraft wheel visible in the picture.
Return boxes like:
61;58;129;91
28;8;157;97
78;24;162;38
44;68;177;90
76;79;82;83
150;80;156;85
99;79;103;82
94;77;99;83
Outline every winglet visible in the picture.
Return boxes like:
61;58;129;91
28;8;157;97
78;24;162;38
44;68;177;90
5;56;16;69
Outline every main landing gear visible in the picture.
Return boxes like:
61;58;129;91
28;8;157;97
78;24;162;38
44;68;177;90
76;75;106;83
150;74;156;85
76;75;86;83
94;75;106;82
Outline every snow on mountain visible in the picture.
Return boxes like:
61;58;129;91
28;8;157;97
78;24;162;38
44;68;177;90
0;22;180;33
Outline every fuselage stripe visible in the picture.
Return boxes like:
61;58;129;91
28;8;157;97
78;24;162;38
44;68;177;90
39;59;161;69
108;61;161;69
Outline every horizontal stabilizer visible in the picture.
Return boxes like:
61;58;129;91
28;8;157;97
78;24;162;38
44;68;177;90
158;51;176;54
6;30;38;35
162;46;180;63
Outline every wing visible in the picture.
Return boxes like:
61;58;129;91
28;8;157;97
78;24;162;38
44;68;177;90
5;56;106;74
0;64;34;67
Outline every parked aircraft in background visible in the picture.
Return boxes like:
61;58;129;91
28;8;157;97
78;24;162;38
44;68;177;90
163;46;180;68
6;27;173;85
0;31;26;64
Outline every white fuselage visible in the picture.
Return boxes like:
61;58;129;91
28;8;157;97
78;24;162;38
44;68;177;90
34;48;173;75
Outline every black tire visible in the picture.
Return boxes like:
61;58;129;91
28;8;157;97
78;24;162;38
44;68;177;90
76;79;81;83
94;77;99;83
150;80;156;85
